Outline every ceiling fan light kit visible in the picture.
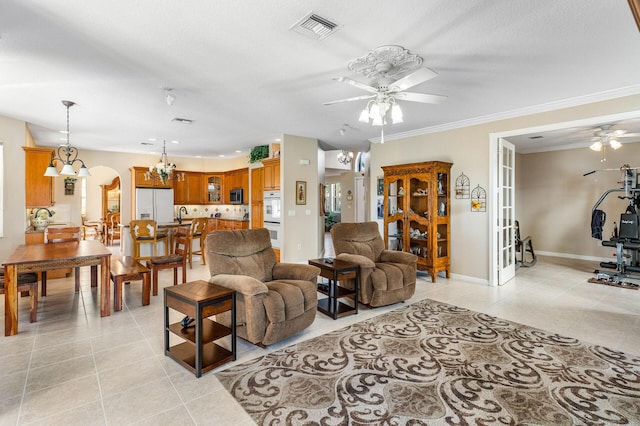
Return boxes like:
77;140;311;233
325;45;446;142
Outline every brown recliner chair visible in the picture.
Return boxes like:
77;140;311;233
331;222;417;307
205;228;320;347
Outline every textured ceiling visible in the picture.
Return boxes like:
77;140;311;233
1;0;639;159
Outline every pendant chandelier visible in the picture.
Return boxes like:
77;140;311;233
44;100;91;177
145;141;184;185
337;150;354;165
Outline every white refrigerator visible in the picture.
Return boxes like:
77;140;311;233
135;188;174;223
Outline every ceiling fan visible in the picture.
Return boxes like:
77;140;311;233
582;124;640;161
324;46;446;137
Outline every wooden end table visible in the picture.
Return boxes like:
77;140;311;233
308;258;359;319
164;280;236;377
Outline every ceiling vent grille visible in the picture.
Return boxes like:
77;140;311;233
291;12;340;40
172;117;193;124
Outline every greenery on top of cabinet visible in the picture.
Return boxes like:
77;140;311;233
249;145;269;163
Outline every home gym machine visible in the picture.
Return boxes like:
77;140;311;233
587;164;640;289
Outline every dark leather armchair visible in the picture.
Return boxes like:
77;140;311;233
331;222;417;307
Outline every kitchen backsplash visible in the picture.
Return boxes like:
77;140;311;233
174;204;249;220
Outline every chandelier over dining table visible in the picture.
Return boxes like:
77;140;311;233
44;100;91;177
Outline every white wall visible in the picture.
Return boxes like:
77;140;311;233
281;134;320;262
0;117;27;261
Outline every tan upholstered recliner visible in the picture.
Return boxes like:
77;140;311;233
205;228;320;347
331;222;417;307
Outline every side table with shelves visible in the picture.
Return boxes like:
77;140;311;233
308;258;359;319
164;280;236;377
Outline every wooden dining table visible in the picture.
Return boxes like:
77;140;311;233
3;240;112;336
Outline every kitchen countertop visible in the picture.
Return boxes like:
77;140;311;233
25;222;79;234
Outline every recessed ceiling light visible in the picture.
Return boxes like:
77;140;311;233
148;138;156;142
171;140;179;144
195;155;202;158
219;154;225;157
235;150;242;153
59;130;68;134
275;138;281;142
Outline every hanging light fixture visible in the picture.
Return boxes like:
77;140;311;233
44;100;91;177
145;140;184;185
337;150;354;165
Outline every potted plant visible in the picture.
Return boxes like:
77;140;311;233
249;145;269;164
325;212;337;231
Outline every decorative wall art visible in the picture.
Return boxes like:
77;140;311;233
296;181;307;205
377;177;384;196
64;177;77;195
471;184;486;212
455;172;470;199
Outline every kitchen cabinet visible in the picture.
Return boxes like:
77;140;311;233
206;218;249;233
174;171;204;205
24;147;55;208
131;166;173;189
382;161;452;282
223;168;249;204
250;167;264;229
262;158;280;190
204;174;224;204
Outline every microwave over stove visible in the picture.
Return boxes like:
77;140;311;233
230;188;243;204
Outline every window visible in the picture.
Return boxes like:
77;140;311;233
325;183;341;213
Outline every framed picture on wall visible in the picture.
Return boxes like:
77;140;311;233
377;177;384;196
296;181;307;205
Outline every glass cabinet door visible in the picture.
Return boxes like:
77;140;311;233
207;175;222;203
436;171;449;258
408;175;430;261
385;176;405;251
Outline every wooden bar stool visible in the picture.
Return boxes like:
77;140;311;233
130;220;169;262
188;217;208;268
146;226;188;295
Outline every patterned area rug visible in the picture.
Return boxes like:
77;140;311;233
216;299;640;425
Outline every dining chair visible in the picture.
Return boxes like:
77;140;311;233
146;225;188;295
42;226;82;296
81;215;101;240
130;220;169;262
0;270;39;322
106;212;121;246
188;217;208;268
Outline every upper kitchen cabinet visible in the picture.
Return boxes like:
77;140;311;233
131;166;173;189
24;146;55;207
223;168;249;203
204;174;224;204
174;171;204;205
262;158;280;190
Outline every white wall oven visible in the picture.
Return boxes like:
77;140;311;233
264;190;281;248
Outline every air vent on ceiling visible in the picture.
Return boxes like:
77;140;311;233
290;12;340;40
172;117;193;124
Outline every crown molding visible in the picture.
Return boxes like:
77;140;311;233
369;84;640;144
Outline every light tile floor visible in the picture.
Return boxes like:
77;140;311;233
1;248;639;425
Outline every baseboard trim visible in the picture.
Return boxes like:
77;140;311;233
536;250;611;263
449;273;489;286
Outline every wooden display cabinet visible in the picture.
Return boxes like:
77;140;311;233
262;158;280;190
24;147;55;208
382;161;452;282
101;176;120;221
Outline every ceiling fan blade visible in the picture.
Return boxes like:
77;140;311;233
618;132;640;138
394;91;447;104
389;67;438;92
323;94;376;106
334;77;378;93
